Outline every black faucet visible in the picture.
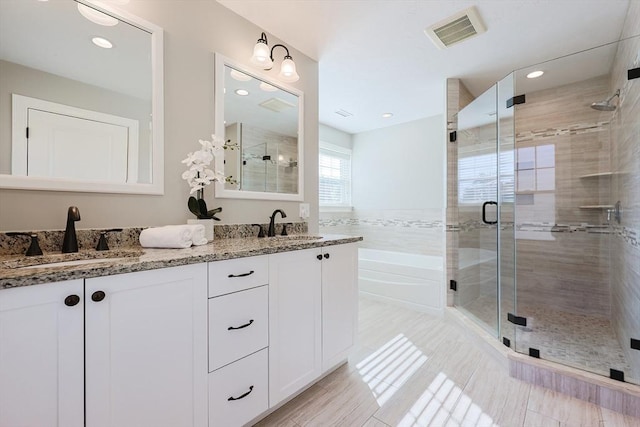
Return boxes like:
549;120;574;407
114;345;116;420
62;206;81;253
267;209;287;237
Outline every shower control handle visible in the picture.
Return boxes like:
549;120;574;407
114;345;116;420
482;201;498;225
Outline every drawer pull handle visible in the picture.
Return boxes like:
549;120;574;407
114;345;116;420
228;270;254;278
228;319;254;330
228;385;254;401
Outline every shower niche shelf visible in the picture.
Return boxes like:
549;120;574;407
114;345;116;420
579;205;615;209
579;172;613;179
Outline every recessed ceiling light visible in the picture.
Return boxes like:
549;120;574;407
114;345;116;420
527;70;544;79
92;37;113;49
382;113;394;118
260;82;278;92
78;3;118;26
230;69;252;81
235;89;249;96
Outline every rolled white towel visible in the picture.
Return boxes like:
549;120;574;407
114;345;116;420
185;224;208;246
139;225;193;249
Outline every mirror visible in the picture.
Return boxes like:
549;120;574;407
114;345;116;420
0;0;164;194
214;53;304;201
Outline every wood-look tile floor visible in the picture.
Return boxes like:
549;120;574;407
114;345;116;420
255;297;640;427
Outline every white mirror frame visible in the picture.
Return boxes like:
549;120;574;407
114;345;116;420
0;0;164;195
214;53;304;201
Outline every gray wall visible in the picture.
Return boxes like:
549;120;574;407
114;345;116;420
0;1;319;232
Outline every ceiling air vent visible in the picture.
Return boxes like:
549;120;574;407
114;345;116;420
335;109;353;117
424;6;486;49
259;97;295;113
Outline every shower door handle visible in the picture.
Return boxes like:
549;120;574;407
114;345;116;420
482;201;498;225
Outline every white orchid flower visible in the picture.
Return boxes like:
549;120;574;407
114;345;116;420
182;134;231;194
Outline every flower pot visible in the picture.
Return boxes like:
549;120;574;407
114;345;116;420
188;219;214;242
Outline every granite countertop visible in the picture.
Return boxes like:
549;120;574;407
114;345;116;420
0;234;362;290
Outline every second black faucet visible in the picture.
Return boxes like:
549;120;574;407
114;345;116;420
267;209;287;237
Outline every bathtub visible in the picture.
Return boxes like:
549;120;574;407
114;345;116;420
358;248;444;315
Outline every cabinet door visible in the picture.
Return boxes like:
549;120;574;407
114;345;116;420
0;280;84;427
85;264;208;427
268;248;322;407
322;243;358;372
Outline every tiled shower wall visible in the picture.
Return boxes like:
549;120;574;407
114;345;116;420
319;209;443;256
514;75;613;319
610;3;640;382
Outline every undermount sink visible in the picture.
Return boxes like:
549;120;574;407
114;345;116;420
0;249;142;270
18;257;131;270
271;235;323;241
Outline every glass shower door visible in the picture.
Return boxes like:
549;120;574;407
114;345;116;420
455;84;500;337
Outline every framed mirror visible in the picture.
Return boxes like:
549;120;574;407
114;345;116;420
214;53;304;201
0;0;164;194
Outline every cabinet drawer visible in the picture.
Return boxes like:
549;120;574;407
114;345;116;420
208;256;268;297
209;349;268;427
209;285;268;371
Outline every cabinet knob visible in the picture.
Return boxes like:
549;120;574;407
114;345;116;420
64;294;80;307
91;290;106;302
324;253;330;259
316;254;323;261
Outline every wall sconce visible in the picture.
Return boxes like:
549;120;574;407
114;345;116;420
250;32;300;83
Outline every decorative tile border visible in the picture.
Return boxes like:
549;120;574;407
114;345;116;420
320;218;443;229
613;225;639;249
516;121;610;142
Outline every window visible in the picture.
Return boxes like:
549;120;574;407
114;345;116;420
319;142;352;208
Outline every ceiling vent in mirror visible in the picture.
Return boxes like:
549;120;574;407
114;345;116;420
424;6;486;49
259;97;295;113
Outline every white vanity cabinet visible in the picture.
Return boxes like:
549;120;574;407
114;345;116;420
85;263;208;427
321;243;358;372
267;243;358;407
0;279;84;427
0;264;208;427
268;248;323;407
207;256;269;427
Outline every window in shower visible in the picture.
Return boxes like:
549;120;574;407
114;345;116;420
515;145;555;192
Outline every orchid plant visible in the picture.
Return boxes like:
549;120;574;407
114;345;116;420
181;134;231;220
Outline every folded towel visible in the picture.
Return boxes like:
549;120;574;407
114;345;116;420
139;225;194;249
185;224;208;246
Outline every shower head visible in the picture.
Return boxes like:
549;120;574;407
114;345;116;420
591;89;620;111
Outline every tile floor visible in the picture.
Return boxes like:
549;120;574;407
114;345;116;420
256;297;640;427
461;295;634;382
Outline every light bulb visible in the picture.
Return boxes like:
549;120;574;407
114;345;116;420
250;41;273;69
278;57;299;82
77;3;118;26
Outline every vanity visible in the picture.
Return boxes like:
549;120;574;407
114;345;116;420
0;235;361;427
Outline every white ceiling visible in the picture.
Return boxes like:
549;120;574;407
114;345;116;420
217;0;632;134
0;0;151;101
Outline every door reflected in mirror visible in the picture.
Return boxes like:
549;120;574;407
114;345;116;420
214;54;304;201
